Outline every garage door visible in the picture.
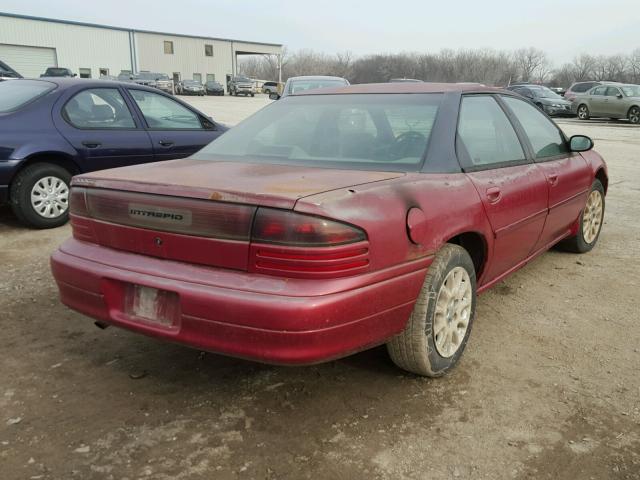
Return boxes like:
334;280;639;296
0;44;57;79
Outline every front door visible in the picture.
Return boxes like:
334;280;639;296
457;95;548;282
126;88;222;161
54;87;154;172
604;86;627;117
500;95;593;249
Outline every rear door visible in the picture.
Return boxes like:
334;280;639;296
500;95;592;249
54;86;155;171
126;88;222;161
588;86;608;116
457;95;549;282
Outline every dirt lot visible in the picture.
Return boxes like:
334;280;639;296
1;96;639;479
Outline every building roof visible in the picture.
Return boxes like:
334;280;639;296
0;11;283;47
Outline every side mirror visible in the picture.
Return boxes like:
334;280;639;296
73;73;78;77
616;93;623;99
569;135;593;152
269;92;280;100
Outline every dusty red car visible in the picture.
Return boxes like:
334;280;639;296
51;83;608;376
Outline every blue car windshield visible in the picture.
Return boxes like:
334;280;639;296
0;80;56;113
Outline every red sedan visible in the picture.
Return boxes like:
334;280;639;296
51;83;608;376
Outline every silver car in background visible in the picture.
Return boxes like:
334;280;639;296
271;75;350;100
573;84;640;124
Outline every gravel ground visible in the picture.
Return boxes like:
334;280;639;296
0;97;638;479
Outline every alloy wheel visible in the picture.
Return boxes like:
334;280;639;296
582;189;604;244
433;267;472;358
578;105;589;120
629;107;640;124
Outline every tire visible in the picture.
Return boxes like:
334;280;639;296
628;106;640;125
251;93;255;97
9;162;72;229
387;244;477;377
577;104;590;120
558;179;605;253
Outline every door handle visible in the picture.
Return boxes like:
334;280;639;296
81;141;101;148
548;173;559;186
486;187;502;204
159;140;174;147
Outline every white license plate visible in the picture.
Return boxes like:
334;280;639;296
126;285;179;328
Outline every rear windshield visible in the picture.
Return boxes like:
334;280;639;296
198;93;443;172
0;80;55;113
45;68;70;75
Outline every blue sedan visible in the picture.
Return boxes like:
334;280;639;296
0;78;227;228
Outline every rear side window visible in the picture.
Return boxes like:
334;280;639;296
0;80;55;112
573;82;596;93
456;96;525;169
502;96;568;159
64;88;136;129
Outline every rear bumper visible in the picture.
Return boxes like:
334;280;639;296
51;239;429;365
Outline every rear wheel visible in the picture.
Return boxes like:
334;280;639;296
577;104;590;120
559;180;605;253
9;162;72;229
387;244;476;377
628;106;640;125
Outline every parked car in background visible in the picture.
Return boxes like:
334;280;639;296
549;86;566;96
0;78;227;228
41;67;76;78
228;76;256;97
563;81;616;103
0;60;22;81
505;84;573;116
51;82;607;377
176;79;206;96
261;81;279;94
117;72;135;83
205;80;224;96
271;75;350;99
573;84;640;124
133;72;174;94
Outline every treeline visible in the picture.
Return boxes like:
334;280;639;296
239;47;640;87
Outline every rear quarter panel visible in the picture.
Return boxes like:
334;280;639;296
295;173;494;280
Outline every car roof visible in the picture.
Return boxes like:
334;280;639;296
287;76;348;82
21;78;168;91
293;82;502;96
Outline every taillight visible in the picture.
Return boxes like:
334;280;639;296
249;208;369;278
69;187;89;217
251;208;366;246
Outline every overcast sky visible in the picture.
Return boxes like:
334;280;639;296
2;0;637;64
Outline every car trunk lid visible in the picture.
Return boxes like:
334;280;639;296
70;159;404;271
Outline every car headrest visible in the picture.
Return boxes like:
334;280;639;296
92;104;114;122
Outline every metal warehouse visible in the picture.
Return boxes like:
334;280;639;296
0;12;282;90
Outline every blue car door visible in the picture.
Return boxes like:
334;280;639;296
53;86;154;171
125;88;223;161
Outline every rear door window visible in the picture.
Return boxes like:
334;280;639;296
605;86;621;96
592;86;607;96
501;96;568;159
456;95;526;169
63;88;136;129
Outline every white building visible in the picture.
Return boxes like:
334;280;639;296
0;12;282;90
